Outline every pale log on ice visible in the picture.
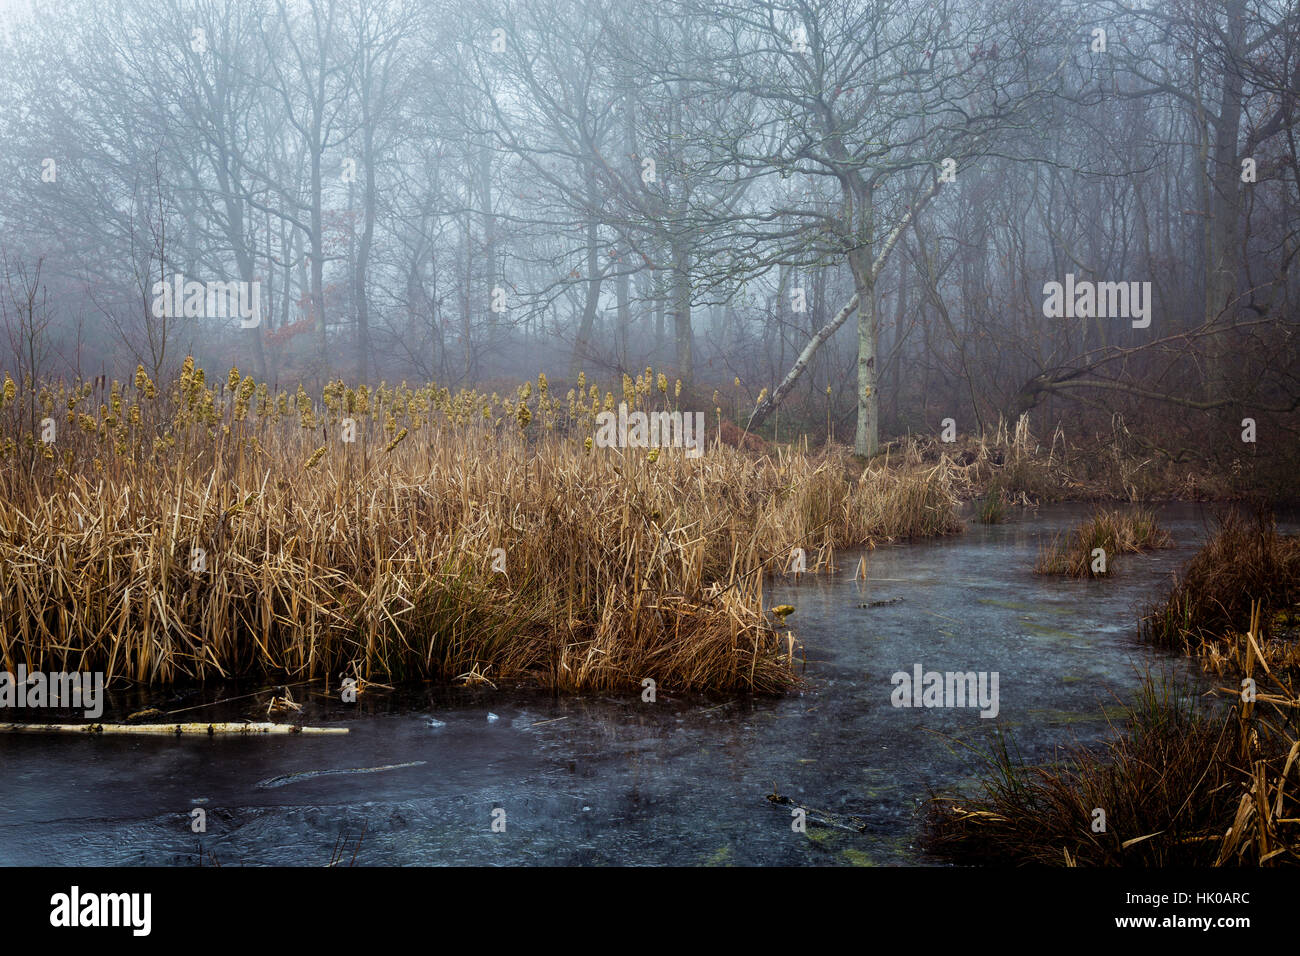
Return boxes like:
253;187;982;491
0;722;348;736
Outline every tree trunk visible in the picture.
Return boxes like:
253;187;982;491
852;254;878;457
1204;0;1247;398
310;139;326;381
671;236;692;383
571;212;601;377
355;123;376;384
847;183;878;456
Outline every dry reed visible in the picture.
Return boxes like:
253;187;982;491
1034;507;1172;577
0;362;964;692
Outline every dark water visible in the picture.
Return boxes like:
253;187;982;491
0;503;1257;866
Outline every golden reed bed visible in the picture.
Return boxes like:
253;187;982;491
0;361;962;692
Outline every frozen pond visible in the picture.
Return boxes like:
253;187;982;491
1;503;1247;866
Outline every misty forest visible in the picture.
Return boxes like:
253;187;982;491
0;0;1298;869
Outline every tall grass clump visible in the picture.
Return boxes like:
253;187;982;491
1141;509;1300;652
973;485;1007;525
1034;507;1171;577
844;440;965;540
0;362;962;692
925;668;1300;866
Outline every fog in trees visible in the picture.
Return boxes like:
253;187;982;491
1;0;1297;461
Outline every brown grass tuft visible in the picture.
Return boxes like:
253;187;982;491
1141;509;1300;653
1034;507;1171;577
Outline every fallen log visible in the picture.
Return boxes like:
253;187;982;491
767;791;870;832
0;721;347;736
